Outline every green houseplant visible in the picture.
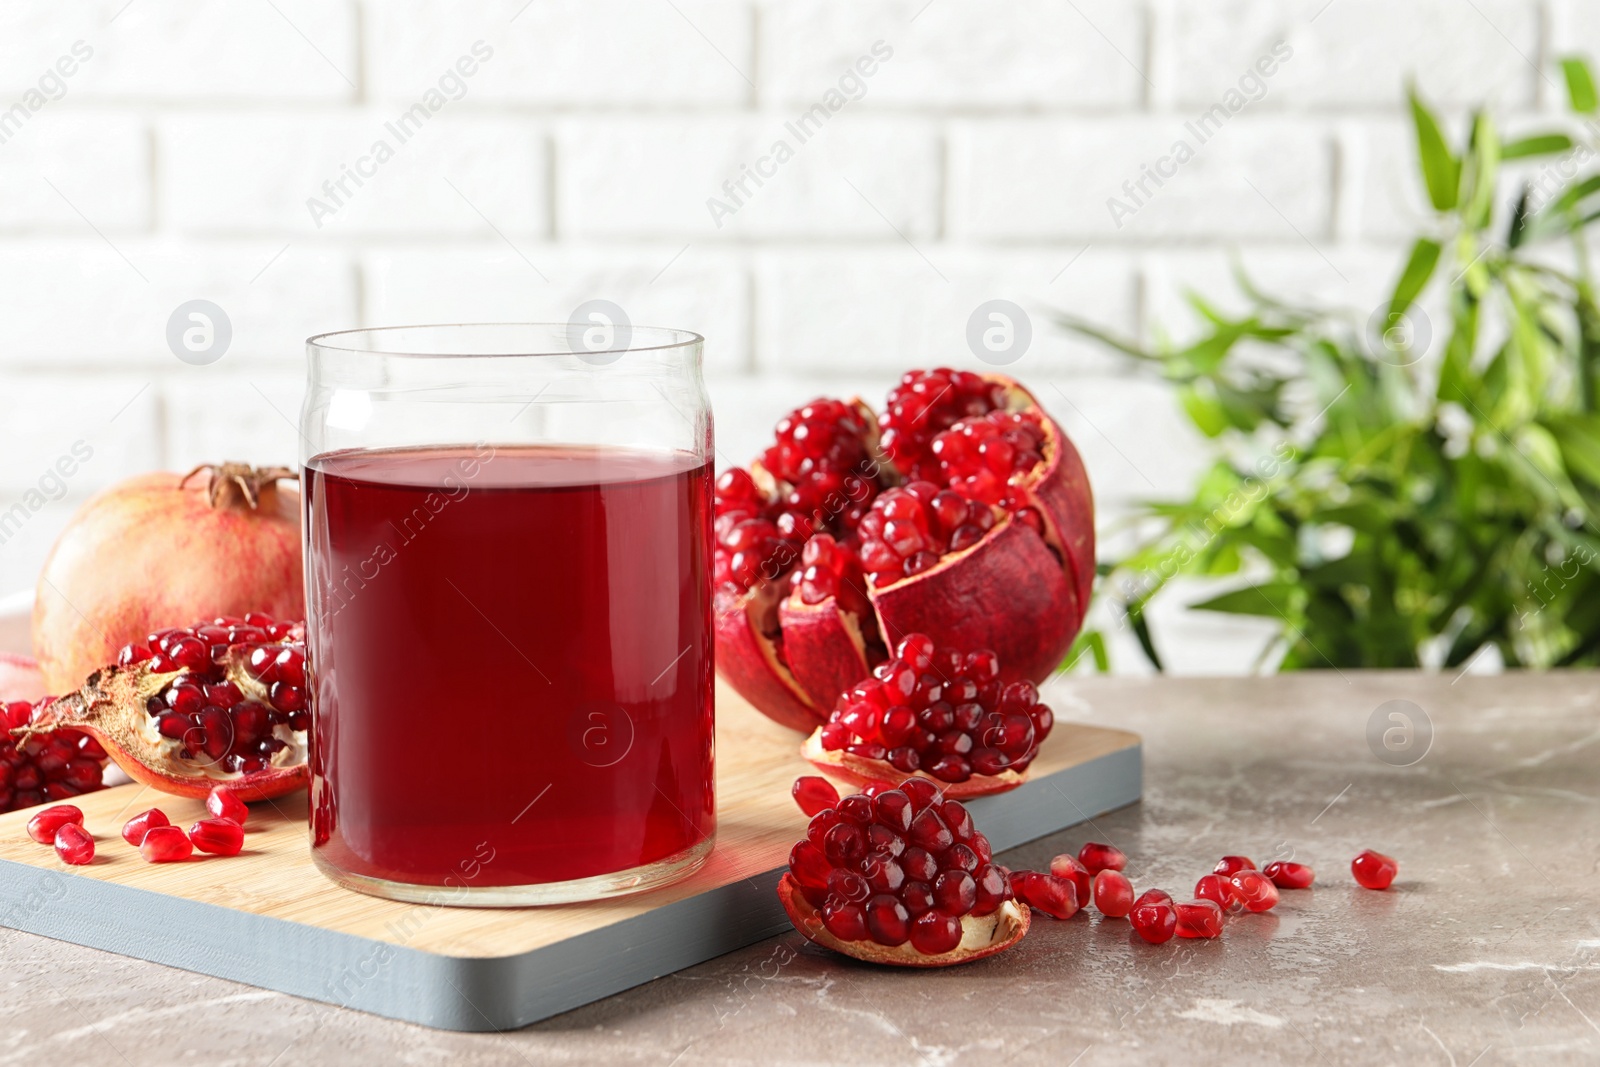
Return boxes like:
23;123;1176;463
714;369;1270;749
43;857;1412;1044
1066;60;1600;671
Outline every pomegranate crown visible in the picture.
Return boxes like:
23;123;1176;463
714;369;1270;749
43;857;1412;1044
180;463;297;510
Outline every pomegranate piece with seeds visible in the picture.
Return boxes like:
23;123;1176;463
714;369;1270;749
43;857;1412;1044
1010;870;1080;919
122;808;170;847
140;825;193;863
26;803;84;845
188;817;244;857
0;701;107;814
1092;870;1135;918
1078;841;1126;874
1351;849;1398;890
17;614;308;801
1130;890;1177;944
802;633;1055;797
715;369;1094;736
53;823;94;865
1213;855;1255;876
778;777;1030;967
1228;869;1280;912
1175;899;1224;939
1262;861;1314;889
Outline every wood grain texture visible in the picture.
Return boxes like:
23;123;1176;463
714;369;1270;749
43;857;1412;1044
0;680;1139;961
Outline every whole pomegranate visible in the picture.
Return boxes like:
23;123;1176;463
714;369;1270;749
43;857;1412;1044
33;464;302;693
715;370;1094;732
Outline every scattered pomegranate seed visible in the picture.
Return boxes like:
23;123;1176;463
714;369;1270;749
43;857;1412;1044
205;786;249;826
188;817;244;857
1213;855;1255;876
792;776;840;817
1130;890;1177;944
1009;870;1080;919
140;825;194;863
1194;873;1238;910
26;803;84;845
1078;841;1127;874
121;808;170;847
1048;853;1093;906
53;823;94;865
1228;869;1279;912
1175;899;1224;938
1351;849;1397;890
1262;861;1315;889
1092;870;1134;918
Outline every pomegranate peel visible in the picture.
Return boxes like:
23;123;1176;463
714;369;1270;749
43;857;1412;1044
778;874;1028;967
18;642;306;802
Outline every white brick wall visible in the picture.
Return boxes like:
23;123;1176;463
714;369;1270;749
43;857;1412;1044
0;0;1592;671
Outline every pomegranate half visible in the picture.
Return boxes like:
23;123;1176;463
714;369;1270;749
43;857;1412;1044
33;463;303;694
18;613;307;801
714;370;1093;732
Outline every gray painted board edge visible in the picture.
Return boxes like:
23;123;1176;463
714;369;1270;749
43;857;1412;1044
0;742;1140;1031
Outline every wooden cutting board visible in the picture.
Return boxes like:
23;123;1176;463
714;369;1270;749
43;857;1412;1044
0;681;1140;1031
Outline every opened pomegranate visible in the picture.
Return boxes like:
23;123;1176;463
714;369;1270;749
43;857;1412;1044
32;464;302;693
716;370;1094;733
778;776;1030;966
17;613;307;801
801;633;1054;797
0;700;106;814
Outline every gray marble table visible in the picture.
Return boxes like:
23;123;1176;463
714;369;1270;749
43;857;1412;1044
3;672;1596;1065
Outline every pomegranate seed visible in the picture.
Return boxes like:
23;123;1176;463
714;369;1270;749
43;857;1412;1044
1175;899;1224;938
53;823;94;865
26;804;84;845
822;901;868;941
1009;870;1079;919
792;776;840;817
1078;841;1127;874
121;808;171;846
1048;853;1093;905
140;825;194;863
1130;893;1177;944
1351;849;1397;890
189;818;244;857
1092;870;1135;918
910;911;963;954
1262;861;1314;889
1194;873;1238;910
1228;869;1280;912
1214;855;1255;876
206;787;248;826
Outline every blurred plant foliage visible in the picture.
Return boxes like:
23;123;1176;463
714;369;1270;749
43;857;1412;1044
1064;60;1600;671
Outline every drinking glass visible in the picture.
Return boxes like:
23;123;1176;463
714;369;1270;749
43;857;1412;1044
300;324;714;905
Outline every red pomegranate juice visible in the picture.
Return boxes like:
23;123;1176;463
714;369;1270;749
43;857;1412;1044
304;444;714;888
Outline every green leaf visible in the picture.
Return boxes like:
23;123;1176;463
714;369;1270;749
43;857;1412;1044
1409;85;1460;210
1063;630;1110;673
1189;582;1303;619
1548;414;1600;487
1563;56;1598;114
1388;238;1441;321
1461;111;1500;229
1501;133;1574;159
1179;382;1229;437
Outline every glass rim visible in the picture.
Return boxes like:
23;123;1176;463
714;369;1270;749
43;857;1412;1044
305;322;705;359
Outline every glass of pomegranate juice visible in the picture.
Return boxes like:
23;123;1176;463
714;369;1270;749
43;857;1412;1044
300;324;714;905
